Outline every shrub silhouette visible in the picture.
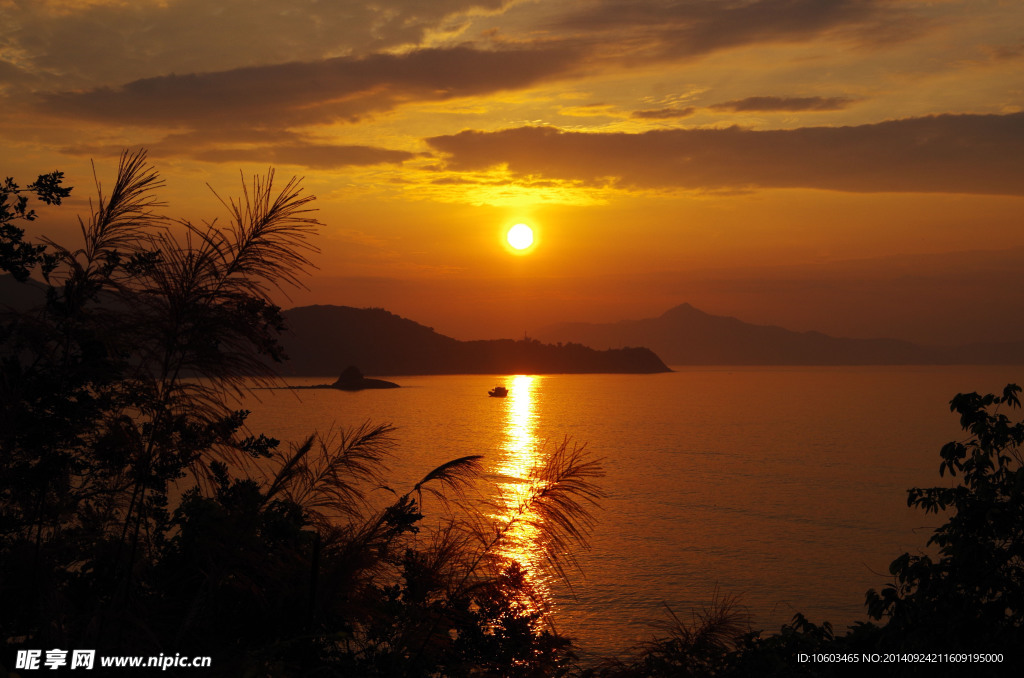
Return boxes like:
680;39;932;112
863;384;1024;657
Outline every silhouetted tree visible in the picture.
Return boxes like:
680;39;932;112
865;384;1024;656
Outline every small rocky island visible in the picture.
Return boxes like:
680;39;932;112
331;366;400;390
280;366;400;391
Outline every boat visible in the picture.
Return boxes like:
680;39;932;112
488;386;509;398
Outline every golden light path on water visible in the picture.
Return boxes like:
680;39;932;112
492;375;557;617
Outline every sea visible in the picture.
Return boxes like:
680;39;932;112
238;365;1020;658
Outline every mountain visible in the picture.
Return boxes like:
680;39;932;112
279;305;670;376
534;303;1024;365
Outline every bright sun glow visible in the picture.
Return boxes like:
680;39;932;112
506;223;534;250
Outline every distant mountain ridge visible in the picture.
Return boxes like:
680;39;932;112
7;271;1020;367
0;279;667;375
279;305;670;376
535;303;1024;365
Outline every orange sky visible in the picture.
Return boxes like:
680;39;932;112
3;0;1023;345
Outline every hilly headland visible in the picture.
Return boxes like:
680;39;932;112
278;305;671;376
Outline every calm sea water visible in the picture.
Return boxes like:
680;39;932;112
239;366;1020;656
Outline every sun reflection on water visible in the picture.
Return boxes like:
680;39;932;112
492;375;556;613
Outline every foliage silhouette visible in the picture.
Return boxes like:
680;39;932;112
588;588;752;677
0;152;604;677
863;383;1024;659
1;170;69;281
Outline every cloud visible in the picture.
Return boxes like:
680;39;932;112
60;128;416;168
4;0;937;99
24;0;934;128
37;45;583;129
983;40;1024;62
710;96;856;112
3;0;511;90
189;144;417;169
0;59;33;87
22;0;939;143
631;106;697;119
426;113;1024;195
550;0;926;60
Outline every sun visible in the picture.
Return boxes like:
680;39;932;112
506;223;534;251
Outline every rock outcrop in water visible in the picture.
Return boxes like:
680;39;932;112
330;366;400;390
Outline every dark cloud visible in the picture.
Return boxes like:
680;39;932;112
26;0;930;131
190;144;416;169
552;0;923;60
426;113;1024;195
631;107;697;119
61;129;416;169
987;40;1024;61
710;96;856;112
0;59;33;87
4;0;510;90
24;0;936;143
37;45;583;129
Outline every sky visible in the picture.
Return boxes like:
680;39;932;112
2;0;1023;345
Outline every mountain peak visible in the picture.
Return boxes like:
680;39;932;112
534;303;943;365
660;302;702;319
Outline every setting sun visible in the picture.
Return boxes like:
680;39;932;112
507;223;534;250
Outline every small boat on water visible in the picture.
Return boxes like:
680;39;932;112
488;386;509;398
